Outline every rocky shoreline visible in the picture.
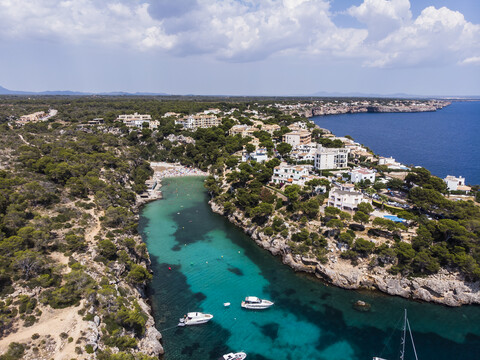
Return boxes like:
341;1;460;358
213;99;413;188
302;100;450;117
209;200;480;307
132;205;165;357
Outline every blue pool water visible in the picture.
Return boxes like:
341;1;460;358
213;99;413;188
384;215;406;223
312;101;480;185
141;177;480;360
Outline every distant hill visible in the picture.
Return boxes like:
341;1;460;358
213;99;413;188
309;90;480;100
0;84;477;99
0;85;168;96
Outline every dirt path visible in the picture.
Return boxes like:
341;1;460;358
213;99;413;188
85;210;103;244
18;134;31;146
0;200;104;358
0;302;86;360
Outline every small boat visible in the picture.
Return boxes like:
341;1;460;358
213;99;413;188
178;312;213;326
219;352;247;360
224;302;231;307
241;296;274;310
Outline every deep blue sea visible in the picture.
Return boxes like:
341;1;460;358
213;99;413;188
311;101;480;185
142;177;480;360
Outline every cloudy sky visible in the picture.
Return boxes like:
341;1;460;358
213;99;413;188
0;0;479;96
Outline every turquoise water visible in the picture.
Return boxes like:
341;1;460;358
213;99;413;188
141;177;480;360
312;101;480;185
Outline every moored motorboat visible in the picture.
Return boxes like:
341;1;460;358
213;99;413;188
224;302;231;307
178;312;213;326
219;351;247;360
241;296;274;309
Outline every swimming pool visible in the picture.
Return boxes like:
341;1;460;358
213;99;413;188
384;215;406;222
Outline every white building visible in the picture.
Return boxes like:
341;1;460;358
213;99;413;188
117;113;158;129
282;130;311;147
349;168;376;184
314;145;349;170
148;120;160;130
327;184;371;211
175;114;222;129
117;113;152;122
242;148;269;163
290;144;317;162
229;124;256;137
444;175;470;192
271;164;312;186
378;156;408;170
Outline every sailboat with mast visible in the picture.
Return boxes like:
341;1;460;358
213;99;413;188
373;309;419;360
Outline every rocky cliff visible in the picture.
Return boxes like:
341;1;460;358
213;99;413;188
304;101;450;117
210;201;480;307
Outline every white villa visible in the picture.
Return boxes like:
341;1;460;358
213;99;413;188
349;167;376;183
271;163;313;186
444;175;471;192
314;145;349;170
116;113;159;129
327;184;371;211
229;124;256;137
378;156;408;170
242;148;269;163
290;143;317;162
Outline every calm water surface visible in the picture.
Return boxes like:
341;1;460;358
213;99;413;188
141;177;480;360
312;101;480;185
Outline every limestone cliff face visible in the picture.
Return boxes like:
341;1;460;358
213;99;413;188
304;101;450;118
209;200;480;307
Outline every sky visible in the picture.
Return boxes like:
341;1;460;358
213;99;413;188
0;0;479;96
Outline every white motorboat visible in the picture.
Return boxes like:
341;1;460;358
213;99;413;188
224;302;231;307
219;352;247;360
178;312;213;326
241;296;274;309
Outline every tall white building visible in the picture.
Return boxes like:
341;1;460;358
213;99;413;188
314;145;349;170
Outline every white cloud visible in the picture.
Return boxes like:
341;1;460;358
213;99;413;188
460;56;480;65
348;0;411;41
0;0;175;49
364;6;480;67
0;0;478;68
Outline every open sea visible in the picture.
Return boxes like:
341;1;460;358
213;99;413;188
311;101;480;185
141;177;480;360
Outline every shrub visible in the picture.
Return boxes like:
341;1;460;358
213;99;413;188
97;239;117;260
116;301;148;336
126;265;152;285
0;342;25;360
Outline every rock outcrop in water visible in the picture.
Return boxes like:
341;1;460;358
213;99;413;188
210;201;480;307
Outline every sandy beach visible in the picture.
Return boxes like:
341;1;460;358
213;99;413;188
137;162;208;205
150;162;209;179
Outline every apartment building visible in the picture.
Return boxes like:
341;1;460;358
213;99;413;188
314;145;349;170
282;130;311;147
